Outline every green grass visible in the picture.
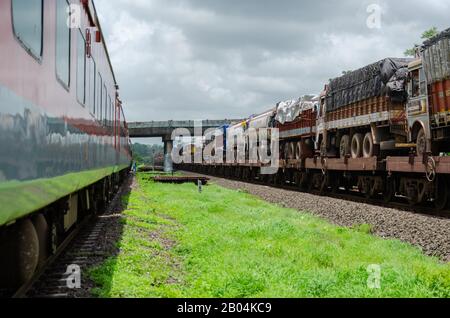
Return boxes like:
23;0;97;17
89;173;450;298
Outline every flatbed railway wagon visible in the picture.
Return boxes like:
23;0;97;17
0;0;132;290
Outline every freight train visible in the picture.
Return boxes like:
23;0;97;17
180;28;450;212
0;0;131;290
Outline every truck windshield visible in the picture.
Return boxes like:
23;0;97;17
411;69;420;98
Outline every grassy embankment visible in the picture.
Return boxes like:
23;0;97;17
89;172;450;298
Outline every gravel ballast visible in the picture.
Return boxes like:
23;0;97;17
183;172;450;262
28;176;136;298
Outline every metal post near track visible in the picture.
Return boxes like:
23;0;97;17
163;136;174;173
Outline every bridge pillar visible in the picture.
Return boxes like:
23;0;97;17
163;137;174;173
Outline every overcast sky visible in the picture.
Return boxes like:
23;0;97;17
95;0;449;126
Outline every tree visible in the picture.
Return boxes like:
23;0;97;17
422;27;439;40
404;27;439;57
131;143;164;165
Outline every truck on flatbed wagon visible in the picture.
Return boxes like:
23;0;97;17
316;29;450;160
180;27;450;210
408;28;450;156
317;57;413;159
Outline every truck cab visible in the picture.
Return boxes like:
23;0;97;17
406;59;432;156
315;89;328;156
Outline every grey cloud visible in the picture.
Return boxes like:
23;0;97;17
95;0;450;124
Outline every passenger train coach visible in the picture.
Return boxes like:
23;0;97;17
0;0;131;290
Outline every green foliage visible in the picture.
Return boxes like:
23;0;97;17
404;27;439;57
131;143;164;165
89;173;450;298
404;47;418;57
422;27;439;40
352;223;374;234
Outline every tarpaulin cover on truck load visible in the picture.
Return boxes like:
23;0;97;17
248;109;276;130
275;95;319;125
422;28;450;84
325;58;412;111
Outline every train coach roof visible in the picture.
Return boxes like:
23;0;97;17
91;0;118;87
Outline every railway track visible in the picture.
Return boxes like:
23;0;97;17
23;217;108;298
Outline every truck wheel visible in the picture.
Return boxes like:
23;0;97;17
339;135;350;158
351;133;363;158
288;142;295;160
295;142;302;160
363;133;374;158
416;128;427;157
283;143;289;160
280;144;286;160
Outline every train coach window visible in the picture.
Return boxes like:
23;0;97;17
103;85;107;125
86;58;96;114
90;60;96;114
56;0;71;87
77;30;86;105
97;73;103;121
12;0;43;59
108;95;112;127
110;99;114;127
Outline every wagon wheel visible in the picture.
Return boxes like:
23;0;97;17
434;177;449;211
281;170;289;185
306;173;315;192
0;220;39;289
318;173;328;196
299;172;309;192
363;178;375;199
329;173;340;194
406;186;419;207
271;173;279;186
293;171;302;187
382;177;395;203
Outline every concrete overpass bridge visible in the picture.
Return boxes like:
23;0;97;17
128;119;241;172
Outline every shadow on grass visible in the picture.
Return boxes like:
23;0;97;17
85;176;134;298
88;173;185;298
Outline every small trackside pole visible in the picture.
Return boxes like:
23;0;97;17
198;180;203;193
